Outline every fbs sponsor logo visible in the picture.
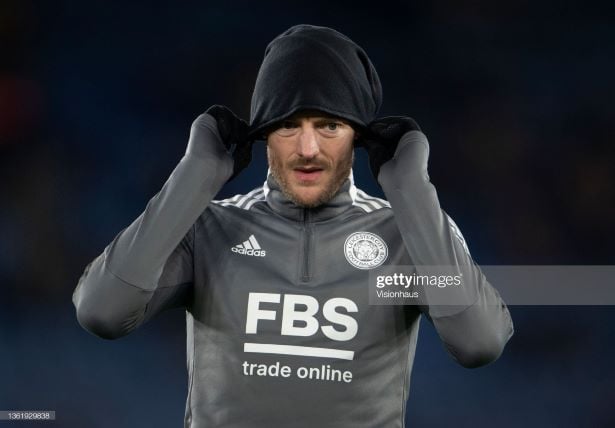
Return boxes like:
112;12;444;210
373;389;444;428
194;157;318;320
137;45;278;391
232;234;266;257
244;292;358;361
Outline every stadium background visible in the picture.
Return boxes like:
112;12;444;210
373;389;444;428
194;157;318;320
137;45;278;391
1;0;614;426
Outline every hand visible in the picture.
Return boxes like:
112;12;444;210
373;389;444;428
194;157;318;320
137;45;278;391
205;105;254;181
356;116;421;181
186;105;254;181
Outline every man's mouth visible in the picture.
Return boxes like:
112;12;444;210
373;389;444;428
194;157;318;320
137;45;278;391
293;166;324;182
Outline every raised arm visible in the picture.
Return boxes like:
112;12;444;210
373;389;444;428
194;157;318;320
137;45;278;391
73;108;252;339
362;120;514;368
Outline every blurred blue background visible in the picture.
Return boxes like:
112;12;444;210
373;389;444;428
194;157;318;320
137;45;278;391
1;0;614;426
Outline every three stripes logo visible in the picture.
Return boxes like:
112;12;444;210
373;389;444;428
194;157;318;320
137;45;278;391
231;234;266;257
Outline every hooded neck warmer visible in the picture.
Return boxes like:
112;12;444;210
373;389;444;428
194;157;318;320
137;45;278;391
248;24;383;138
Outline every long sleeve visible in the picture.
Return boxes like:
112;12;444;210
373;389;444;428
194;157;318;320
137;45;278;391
378;130;514;368
73;114;233;339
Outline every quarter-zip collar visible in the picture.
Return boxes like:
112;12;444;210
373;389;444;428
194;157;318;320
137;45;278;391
263;169;357;222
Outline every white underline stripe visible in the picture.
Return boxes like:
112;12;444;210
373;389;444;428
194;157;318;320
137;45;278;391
236;188;261;208
355;195;381;209
244;197;264;210
243;343;354;360
352;200;373;213
356;190;391;208
239;190;264;209
357;189;391;205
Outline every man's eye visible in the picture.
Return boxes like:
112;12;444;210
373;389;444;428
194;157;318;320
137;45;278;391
273;121;298;136
324;122;341;131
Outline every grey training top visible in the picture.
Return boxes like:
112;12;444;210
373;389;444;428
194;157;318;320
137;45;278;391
73;115;513;428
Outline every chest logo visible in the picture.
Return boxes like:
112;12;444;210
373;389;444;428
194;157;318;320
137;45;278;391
232;234;266;257
344;231;388;269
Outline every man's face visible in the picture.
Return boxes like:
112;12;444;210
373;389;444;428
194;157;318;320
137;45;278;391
266;110;356;208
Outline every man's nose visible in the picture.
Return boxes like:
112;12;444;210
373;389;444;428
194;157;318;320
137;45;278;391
296;126;320;158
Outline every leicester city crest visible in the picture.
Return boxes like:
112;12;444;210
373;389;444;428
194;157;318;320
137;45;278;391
344;231;388;269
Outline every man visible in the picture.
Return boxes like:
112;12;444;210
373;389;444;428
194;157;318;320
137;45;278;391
73;24;513;427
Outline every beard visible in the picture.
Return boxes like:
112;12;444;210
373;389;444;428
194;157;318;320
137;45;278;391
268;148;354;208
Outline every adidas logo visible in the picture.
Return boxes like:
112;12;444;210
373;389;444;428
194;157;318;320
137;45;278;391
231;234;266;257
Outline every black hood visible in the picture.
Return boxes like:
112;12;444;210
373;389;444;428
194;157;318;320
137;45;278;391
249;24;382;138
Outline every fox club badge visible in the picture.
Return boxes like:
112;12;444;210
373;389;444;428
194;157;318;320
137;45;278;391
344;232;388;270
